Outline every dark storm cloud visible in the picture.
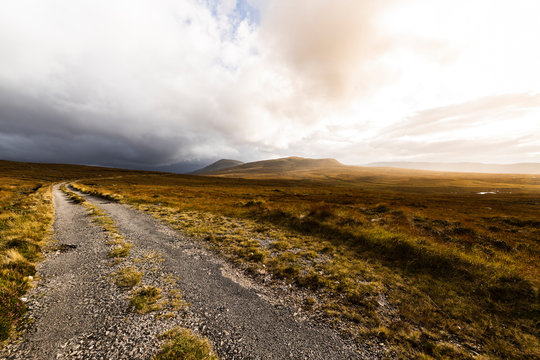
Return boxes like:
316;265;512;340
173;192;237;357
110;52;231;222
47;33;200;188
0;86;192;166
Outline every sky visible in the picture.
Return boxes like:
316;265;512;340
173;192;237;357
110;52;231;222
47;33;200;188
1;0;539;170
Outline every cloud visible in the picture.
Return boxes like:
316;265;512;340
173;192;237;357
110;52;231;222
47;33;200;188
259;0;396;101
0;0;539;169
0;0;255;166
0;86;197;166
386;93;540;137
365;94;540;163
368;135;540;163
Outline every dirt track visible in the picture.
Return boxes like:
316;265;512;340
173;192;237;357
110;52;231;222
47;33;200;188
1;185;368;359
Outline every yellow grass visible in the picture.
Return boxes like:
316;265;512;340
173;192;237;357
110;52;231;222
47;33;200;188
154;327;219;360
113;266;143;288
0;178;53;341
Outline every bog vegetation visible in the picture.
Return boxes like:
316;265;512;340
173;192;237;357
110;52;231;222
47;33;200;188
1;159;539;359
73;171;540;359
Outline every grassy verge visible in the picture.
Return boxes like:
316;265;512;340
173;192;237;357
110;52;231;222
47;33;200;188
72;175;540;360
0;179;53;342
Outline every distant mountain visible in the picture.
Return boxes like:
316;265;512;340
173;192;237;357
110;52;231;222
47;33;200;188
190;159;244;175
202;156;347;178
110;160;208;174
366;162;540;174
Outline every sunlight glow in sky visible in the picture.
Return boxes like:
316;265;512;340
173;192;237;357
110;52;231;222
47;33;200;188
0;0;539;168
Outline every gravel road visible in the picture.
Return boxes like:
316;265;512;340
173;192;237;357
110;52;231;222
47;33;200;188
1;185;368;359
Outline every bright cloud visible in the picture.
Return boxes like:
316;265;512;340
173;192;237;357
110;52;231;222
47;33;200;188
0;0;539;168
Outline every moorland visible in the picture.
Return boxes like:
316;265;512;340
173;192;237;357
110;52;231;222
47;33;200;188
1;158;539;359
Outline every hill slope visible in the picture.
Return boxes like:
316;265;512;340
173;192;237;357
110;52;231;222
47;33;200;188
190;159;244;175
0;159;157;181
205;156;348;178
199;157;540;190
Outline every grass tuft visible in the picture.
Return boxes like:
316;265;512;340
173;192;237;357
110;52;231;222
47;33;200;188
154;327;219;360
129;286;163;313
0;288;26;341
113;266;143;288
108;242;132;259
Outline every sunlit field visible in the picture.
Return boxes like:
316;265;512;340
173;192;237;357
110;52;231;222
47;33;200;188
72;170;540;359
1;159;538;358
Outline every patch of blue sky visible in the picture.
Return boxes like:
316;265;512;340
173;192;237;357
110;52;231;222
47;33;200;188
203;0;261;72
234;0;260;25
205;0;260;26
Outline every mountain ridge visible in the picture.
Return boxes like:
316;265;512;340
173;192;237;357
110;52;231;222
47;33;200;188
190;159;244;175
202;156;343;175
194;156;359;179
